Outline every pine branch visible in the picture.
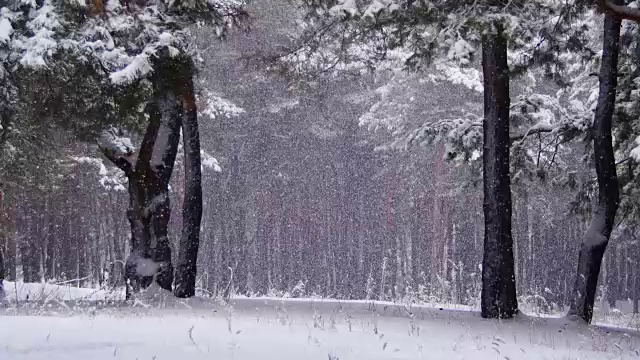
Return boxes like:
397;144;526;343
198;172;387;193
509;122;581;144
510;125;557;143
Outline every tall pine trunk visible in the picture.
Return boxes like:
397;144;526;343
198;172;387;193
567;7;621;324
174;59;203;298
480;22;518;319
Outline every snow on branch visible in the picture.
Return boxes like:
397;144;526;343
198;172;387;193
2;0;247;86
200;150;222;172
198;90;244;119
330;0;400;19
98;128;135;156
0;11;13;44
109;32;182;85
509;94;589;144
175;140;222;172
375;114;483;163
69;156;127;191
17;3;62;68
97;128;136;173
109;50;155;85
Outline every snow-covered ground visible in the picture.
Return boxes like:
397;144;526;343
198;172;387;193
1;281;124;302
1;284;639;360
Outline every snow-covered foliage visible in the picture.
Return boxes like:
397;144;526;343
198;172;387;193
199;89;245;120
284;1;589;79
70;155;127;191
1;0;246;84
98;128;136;157
358;73;483;163
0;0;246;195
200;149;222;172
174;137;223;172
276;1;599;185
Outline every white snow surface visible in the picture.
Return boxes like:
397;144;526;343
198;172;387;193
0;284;639;359
2;280;123;302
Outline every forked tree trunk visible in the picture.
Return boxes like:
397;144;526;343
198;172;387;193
146;56;186;291
174;58;203;298
480;22;518;319
568;7;621;324
101;53;184;299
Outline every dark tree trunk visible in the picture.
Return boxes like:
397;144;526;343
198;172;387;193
174;59;203;298
607;245;619;308
0;239;4;288
568;7;621;324
146;56;184;291
101;53;184;299
480;23;518;319
0;188;5;288
633;246;639;314
0;109;9;151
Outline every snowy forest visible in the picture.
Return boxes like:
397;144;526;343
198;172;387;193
3;0;640;358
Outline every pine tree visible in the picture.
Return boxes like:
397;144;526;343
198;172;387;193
285;0;591;318
0;0;246;297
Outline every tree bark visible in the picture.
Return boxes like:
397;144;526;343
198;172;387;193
567;6;621;324
174;59;203;298
480;22;518;319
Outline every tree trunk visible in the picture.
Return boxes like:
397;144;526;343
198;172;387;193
0;236;4;298
0;186;5;291
633;249;638;314
568;7;621;324
101;53;184;299
146;56;184;291
174;59;203;298
0;109;9;151
480;22;518;319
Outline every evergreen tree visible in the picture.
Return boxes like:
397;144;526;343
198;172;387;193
284;0;591;318
0;0;246;297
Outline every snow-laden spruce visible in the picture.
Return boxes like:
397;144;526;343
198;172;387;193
1;0;245;82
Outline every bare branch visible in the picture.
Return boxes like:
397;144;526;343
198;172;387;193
600;0;640;23
510;125;556;143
